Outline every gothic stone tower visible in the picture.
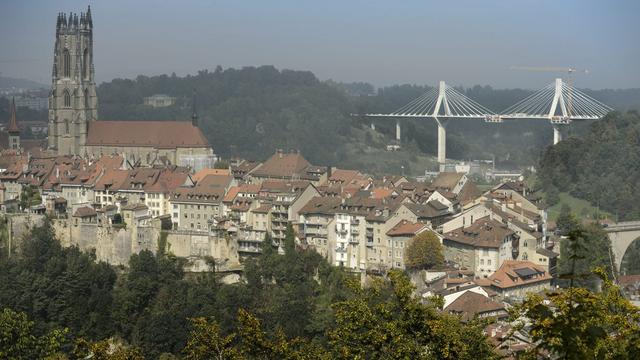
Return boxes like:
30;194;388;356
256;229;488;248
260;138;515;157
48;6;97;155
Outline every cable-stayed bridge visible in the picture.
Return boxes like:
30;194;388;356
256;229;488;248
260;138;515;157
361;78;613;163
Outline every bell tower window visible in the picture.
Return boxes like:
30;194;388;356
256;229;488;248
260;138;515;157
84;88;89;109
83;48;89;79
63;48;71;77
63;90;71;108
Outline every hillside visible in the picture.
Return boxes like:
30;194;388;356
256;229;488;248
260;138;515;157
0;75;46;90
96;67;640;172
538;111;640;221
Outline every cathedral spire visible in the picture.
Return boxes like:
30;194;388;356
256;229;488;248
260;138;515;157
86;5;93;28
191;88;198;127
8;97;19;134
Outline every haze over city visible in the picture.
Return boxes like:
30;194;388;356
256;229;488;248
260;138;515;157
1;1;640;359
1;0;639;89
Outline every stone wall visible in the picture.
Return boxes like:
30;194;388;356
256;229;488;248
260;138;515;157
4;212;240;271
48;219;239;270
164;230;240;271
4;213;46;256
51;219;158;266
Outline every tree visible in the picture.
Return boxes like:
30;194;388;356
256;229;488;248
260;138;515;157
73;338;145;360
0;308;67;360
328;270;497;359
183;318;239;360
558;225;614;289
513;268;640;359
555;204;579;236
404;230;444;270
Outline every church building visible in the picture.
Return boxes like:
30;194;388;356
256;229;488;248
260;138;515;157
48;7;216;171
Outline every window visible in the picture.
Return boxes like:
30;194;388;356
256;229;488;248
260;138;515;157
480;259;484;265
482;248;489;256
64;119;70;134
63;90;71;108
63;48;70;77
82;48;89;79
487;259;492;265
523;253;528;260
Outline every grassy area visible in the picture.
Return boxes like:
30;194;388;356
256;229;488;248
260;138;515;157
547;192;614;222
340;126;438;176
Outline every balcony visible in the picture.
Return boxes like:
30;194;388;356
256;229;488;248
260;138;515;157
335;247;347;253
349;238;359;245
351;228;359;235
366;240;374;247
335;225;348;235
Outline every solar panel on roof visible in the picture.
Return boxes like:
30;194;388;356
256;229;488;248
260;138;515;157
514;267;538;278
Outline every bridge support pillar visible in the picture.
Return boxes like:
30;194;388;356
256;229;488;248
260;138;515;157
553;124;563;145
436;118;447;164
395;119;401;142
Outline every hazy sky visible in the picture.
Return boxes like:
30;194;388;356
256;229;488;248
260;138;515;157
1;0;639;89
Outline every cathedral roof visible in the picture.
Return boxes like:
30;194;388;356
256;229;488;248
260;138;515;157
85;120;210;149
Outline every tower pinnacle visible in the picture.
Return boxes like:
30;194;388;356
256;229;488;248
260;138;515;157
191;88;198;126
8;97;19;134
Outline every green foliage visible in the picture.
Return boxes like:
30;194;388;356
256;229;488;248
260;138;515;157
620;236;640;275
98;67;352;166
328;270;497;359
404;231;444;270
73;338;145;360
213;160;230;169
19;185;41;210
513;268;640;359
0;308;67;360
0;222;116;339
183;317;239;360
539;111;640;221
558;224;615;290
179;271;497;360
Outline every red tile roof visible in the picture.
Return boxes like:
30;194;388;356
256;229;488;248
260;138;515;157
192;168;230;182
444;291;506;322
386;220;429;237
86;121;210;149
485;260;552;289
432;172;465;191
444;217;514;249
251;151;310;178
73;206;97;218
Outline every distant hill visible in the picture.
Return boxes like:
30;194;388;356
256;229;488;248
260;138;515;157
538;110;640;221
0;76;47;90
96;66;640;172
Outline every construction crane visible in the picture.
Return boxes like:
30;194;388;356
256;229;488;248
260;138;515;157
510;65;589;118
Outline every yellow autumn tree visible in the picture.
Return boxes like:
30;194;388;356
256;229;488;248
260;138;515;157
404;230;444;270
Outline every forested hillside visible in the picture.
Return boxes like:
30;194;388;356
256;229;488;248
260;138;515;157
96;66;640;170
538;111;640;221
0;222;497;359
98;66;352;166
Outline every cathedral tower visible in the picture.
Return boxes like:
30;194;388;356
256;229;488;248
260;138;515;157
48;6;97;155
8;98;20;150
